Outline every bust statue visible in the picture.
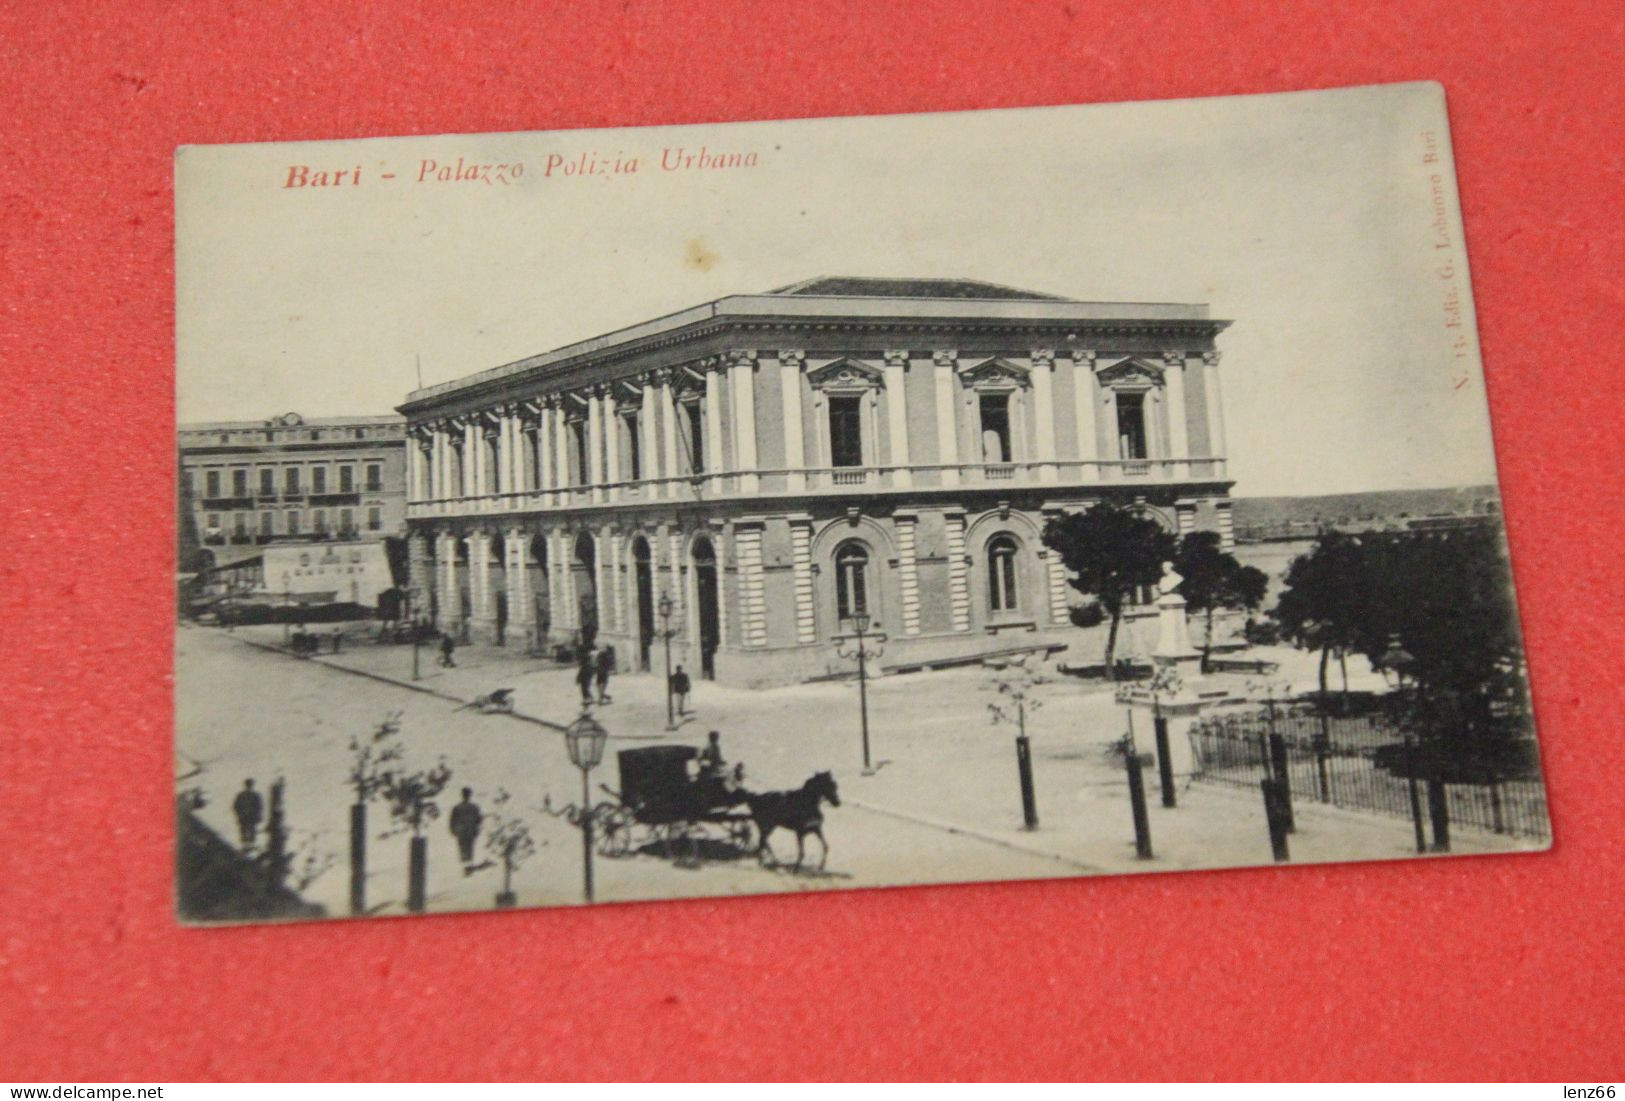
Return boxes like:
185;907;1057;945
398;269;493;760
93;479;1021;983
1157;561;1183;596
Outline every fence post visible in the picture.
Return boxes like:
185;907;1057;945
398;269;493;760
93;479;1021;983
349;802;367;916
1125;742;1153;860
1426;779;1451;853
1261;778;1291;862
1313;730;1331;804
1153;712;1176;808
1489;780;1506;834
1268;731;1294;833
1015;734;1039;831
1404;734;1427;853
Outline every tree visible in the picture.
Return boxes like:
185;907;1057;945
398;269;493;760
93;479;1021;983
380;757;455;840
1272;531;1374;698
1173;531;1269;673
1042;504;1176;678
482;789;539;908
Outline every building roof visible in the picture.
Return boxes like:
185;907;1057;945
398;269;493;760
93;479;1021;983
765;276;1072;301
402;279;1224;409
179;412;406;433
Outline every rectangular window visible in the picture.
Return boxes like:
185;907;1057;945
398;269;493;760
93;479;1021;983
313;509;327;534
979;394;1012;464
205;471;221;497
232;469;248;496
312;467;327;494
339;465;354;492
233;513;247;536
206;512;221;531
367;507;382;531
259;468;275;496
339;508;354;535
828;395;864;468
1117;393;1148;460
286;511;300;535
623;412;642;481
182;472;194;495
684;402;705;473
259;511;274;536
365;463;382;491
285;467;301;494
571;421;589;485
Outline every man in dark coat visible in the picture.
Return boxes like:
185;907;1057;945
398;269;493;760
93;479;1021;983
576;650;596;707
594;645;616;704
232;779;263;848
449;787;482;868
439;633;457;668
671;665;692;716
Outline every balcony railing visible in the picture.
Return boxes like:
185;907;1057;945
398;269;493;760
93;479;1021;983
404;455;1227;519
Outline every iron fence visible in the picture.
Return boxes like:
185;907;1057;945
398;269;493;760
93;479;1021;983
1188;704;1550;842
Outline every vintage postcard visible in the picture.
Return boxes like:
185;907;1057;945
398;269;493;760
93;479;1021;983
174;81;1548;924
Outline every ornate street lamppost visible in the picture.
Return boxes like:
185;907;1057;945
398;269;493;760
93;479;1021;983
835;612;883;774
563;711;609;903
658;590;676;731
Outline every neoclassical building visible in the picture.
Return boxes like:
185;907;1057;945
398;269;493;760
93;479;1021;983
399;277;1236;687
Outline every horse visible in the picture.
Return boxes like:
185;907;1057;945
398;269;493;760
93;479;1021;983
742;771;840;871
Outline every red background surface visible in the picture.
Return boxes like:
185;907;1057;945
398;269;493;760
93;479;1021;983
2;0;1621;1082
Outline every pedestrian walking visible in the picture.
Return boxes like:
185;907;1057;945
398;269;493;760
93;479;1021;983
439;633;457;668
595;645;616;704
232;779;264;848
671;665;692;716
577;650;597;707
449;787;483;869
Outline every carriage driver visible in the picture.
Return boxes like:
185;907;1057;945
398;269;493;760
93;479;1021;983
697;731;727;779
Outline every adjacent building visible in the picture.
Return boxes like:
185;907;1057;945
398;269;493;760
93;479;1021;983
398;277;1236;686
178;412;408;604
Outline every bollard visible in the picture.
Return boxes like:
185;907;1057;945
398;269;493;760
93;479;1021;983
1015;734;1039;830
1125;745;1153;860
349;803;367;916
1153;714;1176;809
1426;779;1451;853
1261;778;1291;862
1406;774;1427;854
408;835;427;912
1268;732;1295;833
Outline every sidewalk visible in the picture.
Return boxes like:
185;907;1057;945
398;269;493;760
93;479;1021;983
222;623;1538;882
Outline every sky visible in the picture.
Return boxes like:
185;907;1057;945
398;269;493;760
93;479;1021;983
175;82;1501;498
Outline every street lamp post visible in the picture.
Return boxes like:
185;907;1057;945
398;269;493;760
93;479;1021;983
658;591;676;731
563;712;609;903
835;612;883;774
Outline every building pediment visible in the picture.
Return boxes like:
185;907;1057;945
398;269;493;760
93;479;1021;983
1095;356;1165;388
958;356;1031;389
807;356;884;390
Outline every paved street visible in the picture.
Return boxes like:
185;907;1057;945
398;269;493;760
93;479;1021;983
177;623;1539;920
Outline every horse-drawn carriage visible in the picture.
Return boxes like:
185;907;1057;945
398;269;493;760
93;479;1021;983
593;745;754;860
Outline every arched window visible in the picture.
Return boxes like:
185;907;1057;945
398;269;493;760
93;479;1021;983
835;542;870;623
988;535;1020;614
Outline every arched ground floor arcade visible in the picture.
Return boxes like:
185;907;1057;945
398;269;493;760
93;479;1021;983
407;488;1233;688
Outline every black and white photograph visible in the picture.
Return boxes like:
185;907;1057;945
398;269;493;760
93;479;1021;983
173;81;1549;923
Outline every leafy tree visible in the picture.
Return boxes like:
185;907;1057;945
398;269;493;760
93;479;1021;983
1272;531;1374;698
1173;531;1269;673
380;756;454;839
347;712;404;804
987;652;1047;735
483;789;539;907
1042;504;1176;678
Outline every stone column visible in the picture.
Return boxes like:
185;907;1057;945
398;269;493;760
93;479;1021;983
554;402;572;507
734;521;767;648
882;349;912;488
603;388;621;502
1203;350;1228;477
505;527;533;647
779;350;806;492
1072;350;1099;476
1163;350;1190;479
587;388;606;504
1030;348;1058;483
788;515;816;645
660;371;680;497
436;531;460;633
468;529;496;642
640;374;661;495
730;350;759;494
933;350;960;487
894;512;921;635
704;359;725;486
537;400;555;507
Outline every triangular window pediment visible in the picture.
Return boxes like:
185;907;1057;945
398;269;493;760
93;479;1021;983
1095;357;1165;388
958;356;1031;390
807;357;884;390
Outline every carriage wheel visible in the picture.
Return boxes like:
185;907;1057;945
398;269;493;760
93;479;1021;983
727;818;754;854
596;806;634;858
